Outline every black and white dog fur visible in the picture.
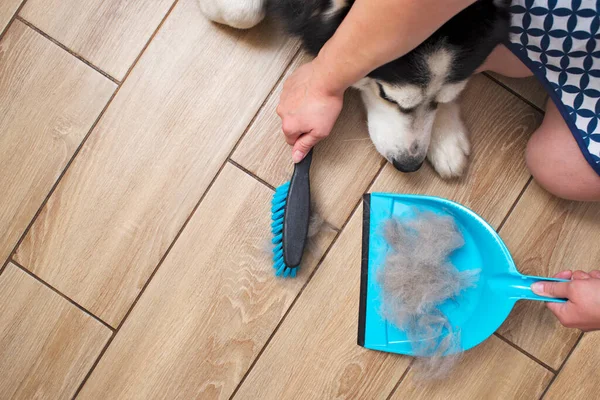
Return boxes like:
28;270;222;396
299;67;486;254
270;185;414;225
199;0;511;178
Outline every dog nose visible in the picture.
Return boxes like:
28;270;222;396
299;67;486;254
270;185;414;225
392;157;424;173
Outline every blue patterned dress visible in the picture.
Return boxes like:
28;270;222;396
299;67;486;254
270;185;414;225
507;0;600;175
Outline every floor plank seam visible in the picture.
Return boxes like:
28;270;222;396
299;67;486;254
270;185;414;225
494;332;556;373
483;72;546;114
70;329;117;400
228;161;387;400
115;0;179;86
228;159;276;191
0;0;27;41
15;16;120;85
497;176;533;233
9;259;115;332
538;332;584;400
386;358;415;400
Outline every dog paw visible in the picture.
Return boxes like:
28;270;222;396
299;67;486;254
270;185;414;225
197;0;266;29
428;131;470;179
427;102;471;179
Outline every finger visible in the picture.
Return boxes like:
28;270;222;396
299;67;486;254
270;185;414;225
546;302;565;316
292;133;320;163
589;270;600;279
281;119;304;145
284;133;300;146
572;270;591;280
553;270;572;280
546;302;573;327
531;281;570;298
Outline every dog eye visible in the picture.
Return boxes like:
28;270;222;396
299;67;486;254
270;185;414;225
397;105;416;114
377;83;416;114
377;83;397;105
429;101;439;110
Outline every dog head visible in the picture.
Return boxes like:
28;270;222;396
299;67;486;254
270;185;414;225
354;48;468;172
270;0;510;172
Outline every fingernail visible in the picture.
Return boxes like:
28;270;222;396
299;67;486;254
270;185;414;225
531;282;544;294
292;151;304;163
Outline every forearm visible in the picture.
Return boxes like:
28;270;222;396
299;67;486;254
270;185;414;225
313;0;477;94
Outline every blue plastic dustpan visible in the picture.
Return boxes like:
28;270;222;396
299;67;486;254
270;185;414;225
357;192;567;356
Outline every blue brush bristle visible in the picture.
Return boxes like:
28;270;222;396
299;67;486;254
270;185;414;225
271;182;298;278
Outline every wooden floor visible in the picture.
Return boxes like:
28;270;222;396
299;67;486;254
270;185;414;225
1;1;599;399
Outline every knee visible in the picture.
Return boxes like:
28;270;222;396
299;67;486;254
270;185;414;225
526;131;600;201
198;0;266;29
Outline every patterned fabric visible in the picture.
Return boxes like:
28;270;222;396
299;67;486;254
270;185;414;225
507;0;600;175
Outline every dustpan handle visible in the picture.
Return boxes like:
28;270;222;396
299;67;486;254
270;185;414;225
507;275;569;303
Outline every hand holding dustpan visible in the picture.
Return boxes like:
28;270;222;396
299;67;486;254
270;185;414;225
358;193;568;355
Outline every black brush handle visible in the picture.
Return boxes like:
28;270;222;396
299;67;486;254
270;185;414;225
283;149;313;268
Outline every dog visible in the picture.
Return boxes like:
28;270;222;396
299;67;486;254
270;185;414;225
198;0;510;178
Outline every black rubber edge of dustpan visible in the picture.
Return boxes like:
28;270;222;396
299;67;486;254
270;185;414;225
357;193;371;347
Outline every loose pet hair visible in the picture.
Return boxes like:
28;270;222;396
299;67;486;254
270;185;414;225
197;0;510;178
377;212;480;380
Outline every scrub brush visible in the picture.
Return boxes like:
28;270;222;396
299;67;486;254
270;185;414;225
271;149;313;277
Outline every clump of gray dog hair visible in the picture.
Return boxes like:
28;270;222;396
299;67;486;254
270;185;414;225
377;211;480;380
261;210;336;259
306;211;337;239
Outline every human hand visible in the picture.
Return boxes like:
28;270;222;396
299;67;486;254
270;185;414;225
531;270;600;332
276;60;344;163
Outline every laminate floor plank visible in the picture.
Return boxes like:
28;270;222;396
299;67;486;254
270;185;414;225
489;73;548;111
390;336;553;400
0;0;22;35
545;333;600;400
